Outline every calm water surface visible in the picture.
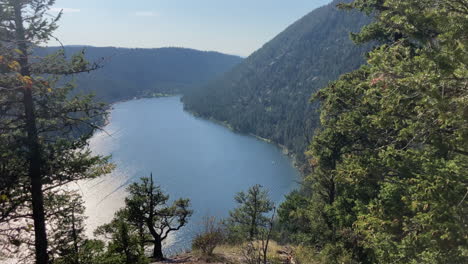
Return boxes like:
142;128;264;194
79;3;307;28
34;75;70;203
80;96;299;253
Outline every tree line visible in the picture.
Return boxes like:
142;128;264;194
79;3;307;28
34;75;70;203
1;0;466;263
36;46;242;104
182;0;372;170
0;1;274;263
277;0;468;263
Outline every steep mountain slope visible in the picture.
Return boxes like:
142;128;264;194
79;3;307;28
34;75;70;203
37;46;243;102
182;0;372;165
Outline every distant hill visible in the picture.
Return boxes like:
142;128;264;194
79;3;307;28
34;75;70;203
182;0;372;165
37;46;243;103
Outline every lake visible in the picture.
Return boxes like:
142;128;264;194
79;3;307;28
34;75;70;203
80;96;300;253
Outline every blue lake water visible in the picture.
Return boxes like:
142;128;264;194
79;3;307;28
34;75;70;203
81;96;299;253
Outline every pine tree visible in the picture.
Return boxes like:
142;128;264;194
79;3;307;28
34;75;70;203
95;212;148;264
281;0;468;263
228;184;274;241
117;175;192;261
0;1;112;263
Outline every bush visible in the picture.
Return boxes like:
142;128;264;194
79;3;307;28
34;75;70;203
192;216;224;256
293;245;320;264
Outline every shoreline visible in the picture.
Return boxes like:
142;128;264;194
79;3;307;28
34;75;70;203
100;95;301;174
182;104;300;171
100;93;179;127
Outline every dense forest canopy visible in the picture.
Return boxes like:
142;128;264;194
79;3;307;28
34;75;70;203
1;0;466;263
279;0;468;263
182;0;372;166
36;46;243;103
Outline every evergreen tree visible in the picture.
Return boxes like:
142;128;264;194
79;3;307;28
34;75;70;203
228;184;274;241
47;192;86;264
0;1;112;263
122;175;192;261
182;0;372;168
95;212;148;264
281;0;468;263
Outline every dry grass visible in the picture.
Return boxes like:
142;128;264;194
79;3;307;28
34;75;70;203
211;241;287;264
152;241;301;264
292;245;321;264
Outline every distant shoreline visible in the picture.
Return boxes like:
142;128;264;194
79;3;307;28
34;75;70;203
101;95;300;172
182;101;300;171
100;93;179;127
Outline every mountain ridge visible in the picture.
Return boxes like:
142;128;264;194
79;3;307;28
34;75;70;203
182;0;373;166
37;46;243;103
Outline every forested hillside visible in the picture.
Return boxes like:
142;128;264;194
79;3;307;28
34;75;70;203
279;0;468;263
182;0;372;164
36;46;243;102
1;0;466;263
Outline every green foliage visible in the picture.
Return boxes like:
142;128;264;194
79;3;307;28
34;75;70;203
227;185;274;242
281;0;468;263
53;239;114;264
36;46;243;103
98;175;193;261
293;245;321;264
47;192;87;263
0;1;113;262
183;0;372;167
277;190;313;244
125;175;193;241
95;214;148;264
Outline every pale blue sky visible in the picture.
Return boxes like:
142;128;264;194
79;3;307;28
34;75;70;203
49;0;332;56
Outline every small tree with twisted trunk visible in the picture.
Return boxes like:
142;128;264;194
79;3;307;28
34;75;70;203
125;174;193;261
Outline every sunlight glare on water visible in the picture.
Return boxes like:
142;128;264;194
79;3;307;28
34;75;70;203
80;96;300;253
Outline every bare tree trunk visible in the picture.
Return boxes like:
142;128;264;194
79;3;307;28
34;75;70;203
250;193;258;241
153;238;164;261
262;207;275;264
138;223;145;251
148;174;164;261
147;219;164;260
23;52;49;264
71;210;80;264
13;3;49;264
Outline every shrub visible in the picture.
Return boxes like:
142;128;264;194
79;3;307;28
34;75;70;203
192;216;225;256
293;245;320;264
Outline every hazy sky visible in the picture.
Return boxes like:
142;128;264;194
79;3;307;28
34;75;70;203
49;0;332;57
